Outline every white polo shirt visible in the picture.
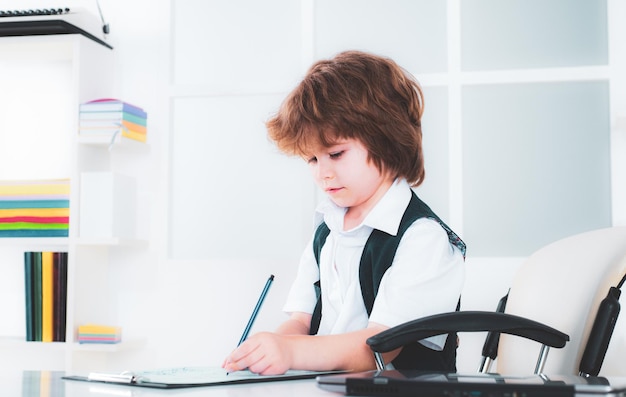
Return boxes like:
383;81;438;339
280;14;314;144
283;179;465;350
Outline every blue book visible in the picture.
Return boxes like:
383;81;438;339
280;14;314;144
0;200;70;209
80;99;147;118
0;229;69;237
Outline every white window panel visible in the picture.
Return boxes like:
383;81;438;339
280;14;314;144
462;81;611;256
414;86;451;222
461;0;609;71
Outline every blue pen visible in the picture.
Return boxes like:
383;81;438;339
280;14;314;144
237;274;274;346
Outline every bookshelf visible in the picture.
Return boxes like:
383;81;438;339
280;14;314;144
0;34;145;372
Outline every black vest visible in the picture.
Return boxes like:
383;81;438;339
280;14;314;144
310;191;466;371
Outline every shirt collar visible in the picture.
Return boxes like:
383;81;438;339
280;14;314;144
314;179;412;236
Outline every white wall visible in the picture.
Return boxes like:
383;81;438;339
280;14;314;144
3;0;625;376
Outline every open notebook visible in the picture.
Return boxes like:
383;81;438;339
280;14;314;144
64;366;343;389
316;370;626;397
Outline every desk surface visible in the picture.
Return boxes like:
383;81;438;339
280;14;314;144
5;370;334;397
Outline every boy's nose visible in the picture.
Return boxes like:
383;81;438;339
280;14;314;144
317;162;335;181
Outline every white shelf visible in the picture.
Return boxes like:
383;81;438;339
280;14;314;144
0;337;67;352
0;237;147;248
0;237;69;247
0;33;143;372
75;237;148;248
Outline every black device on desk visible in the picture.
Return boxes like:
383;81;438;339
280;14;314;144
316;370;626;397
0;6;111;49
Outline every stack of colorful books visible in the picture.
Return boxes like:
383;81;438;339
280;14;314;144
0;179;70;238
77;324;122;344
79;98;148;143
24;251;68;342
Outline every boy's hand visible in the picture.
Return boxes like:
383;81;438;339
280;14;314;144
223;332;293;375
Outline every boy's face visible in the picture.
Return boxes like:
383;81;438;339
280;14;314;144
305;138;393;215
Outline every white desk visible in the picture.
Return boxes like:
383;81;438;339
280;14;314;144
6;370;335;397
10;370;626;397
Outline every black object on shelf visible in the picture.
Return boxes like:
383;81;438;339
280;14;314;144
0;19;112;49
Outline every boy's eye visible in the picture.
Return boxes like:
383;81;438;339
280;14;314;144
329;151;344;159
307;156;318;164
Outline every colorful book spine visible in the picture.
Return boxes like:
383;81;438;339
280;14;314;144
0;180;70;238
23;252;35;341
53;252;68;342
41;251;54;342
23;251;68;342
32;252;43;341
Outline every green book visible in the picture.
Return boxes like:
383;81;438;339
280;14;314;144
23;252;34;341
32;252;43;342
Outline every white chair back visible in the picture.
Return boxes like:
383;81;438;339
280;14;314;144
496;227;626;376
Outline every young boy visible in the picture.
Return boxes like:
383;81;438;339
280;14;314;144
223;50;466;375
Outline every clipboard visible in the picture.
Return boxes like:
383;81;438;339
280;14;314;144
63;366;346;389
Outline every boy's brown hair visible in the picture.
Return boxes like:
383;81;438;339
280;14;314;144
266;50;426;187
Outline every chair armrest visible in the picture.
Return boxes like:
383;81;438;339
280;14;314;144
366;311;570;354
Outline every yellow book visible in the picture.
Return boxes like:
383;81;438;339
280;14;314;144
78;324;122;335
41;252;54;342
122;128;147;143
0;180;70;196
0;208;70;217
